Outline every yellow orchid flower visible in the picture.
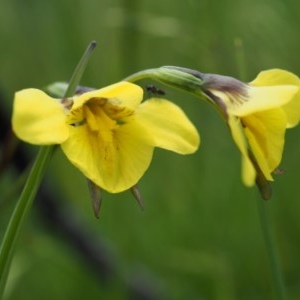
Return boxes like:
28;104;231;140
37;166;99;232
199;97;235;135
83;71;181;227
12;81;200;193
126;66;300;198
204;69;300;197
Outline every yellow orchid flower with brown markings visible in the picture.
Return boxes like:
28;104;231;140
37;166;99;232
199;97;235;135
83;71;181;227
12;81;200;193
126;66;300;198
202;69;300;198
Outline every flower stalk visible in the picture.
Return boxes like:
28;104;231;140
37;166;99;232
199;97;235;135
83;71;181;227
0;41;97;297
0;146;54;297
257;199;286;300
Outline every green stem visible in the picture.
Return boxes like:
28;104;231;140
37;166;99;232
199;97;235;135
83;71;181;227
125;67;225;119
257;198;286;300
124;68;158;82
0;146;54;297
0;41;97;298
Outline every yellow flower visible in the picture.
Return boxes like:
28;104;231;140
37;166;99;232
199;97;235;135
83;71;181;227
12;81;200;193
204;69;300;197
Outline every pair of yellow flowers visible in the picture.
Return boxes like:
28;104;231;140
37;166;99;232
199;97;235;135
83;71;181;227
12;68;300;198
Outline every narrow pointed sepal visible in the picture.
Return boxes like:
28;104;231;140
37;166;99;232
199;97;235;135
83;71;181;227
87;179;103;218
130;185;144;211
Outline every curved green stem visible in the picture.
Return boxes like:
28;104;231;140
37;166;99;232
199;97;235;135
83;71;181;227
125;67;207;98
0;41;97;298
125;66;226;120
124;68;158;82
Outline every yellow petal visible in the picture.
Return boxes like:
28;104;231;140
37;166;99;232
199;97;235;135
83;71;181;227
244;127;273;181
282;91;300;128
228;115;256;186
61;120;154;193
231;85;298;117
250;68;300;87
135;98;200;154
241;154;256;187
12;89;69;145
249;69;300;127
72;81;143;111
242;108;287;180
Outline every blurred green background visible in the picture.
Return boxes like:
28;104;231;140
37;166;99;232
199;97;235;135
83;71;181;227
1;0;300;299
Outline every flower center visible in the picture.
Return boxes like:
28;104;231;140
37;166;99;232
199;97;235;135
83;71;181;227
67;97;134;131
84;100;116;132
